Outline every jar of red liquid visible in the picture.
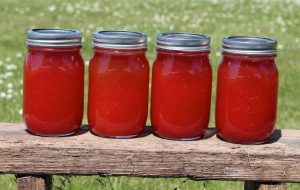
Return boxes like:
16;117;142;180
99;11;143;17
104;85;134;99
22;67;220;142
23;29;84;136
151;33;212;140
88;31;149;138
216;36;278;144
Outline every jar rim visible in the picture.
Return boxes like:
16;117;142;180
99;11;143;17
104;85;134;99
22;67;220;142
222;36;277;55
26;28;82;47
93;30;147;49
156;33;210;52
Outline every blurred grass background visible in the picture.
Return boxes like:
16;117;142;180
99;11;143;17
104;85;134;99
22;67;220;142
0;0;300;189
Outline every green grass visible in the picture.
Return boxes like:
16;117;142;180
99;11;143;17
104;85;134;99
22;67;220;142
0;0;300;189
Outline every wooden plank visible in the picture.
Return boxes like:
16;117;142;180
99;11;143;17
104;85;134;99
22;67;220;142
0;123;300;182
17;175;52;190
244;181;286;190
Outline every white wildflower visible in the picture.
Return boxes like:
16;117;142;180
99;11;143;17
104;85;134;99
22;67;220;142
5;64;17;70
66;4;74;13
16;52;22;58
7;83;13;88
48;5;56;12
182;15;189;22
4;72;13;78
212;0;219;4
88;24;94;29
104;7;110;13
7;88;13;94
276;16;286;26
113;12;121;17
5;57;11;62
75;3;81;9
0;92;6;98
6;94;12;99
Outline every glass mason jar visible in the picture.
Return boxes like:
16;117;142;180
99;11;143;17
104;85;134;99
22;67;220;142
23;29;84;136
151;33;212;140
88;31;150;138
216;36;278;144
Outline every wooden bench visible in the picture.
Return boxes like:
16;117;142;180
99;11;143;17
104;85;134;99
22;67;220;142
0;123;299;190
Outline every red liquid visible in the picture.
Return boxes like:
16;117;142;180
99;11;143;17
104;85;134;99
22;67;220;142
88;48;149;137
151;49;212;139
216;53;278;143
23;45;84;136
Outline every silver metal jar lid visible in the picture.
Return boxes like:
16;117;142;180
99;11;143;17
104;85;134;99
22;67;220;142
222;36;277;55
156;33;210;51
93;30;147;49
26;29;82;47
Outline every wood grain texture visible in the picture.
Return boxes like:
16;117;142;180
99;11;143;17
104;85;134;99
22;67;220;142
17;175;52;190
244;181;286;190
0;123;300;182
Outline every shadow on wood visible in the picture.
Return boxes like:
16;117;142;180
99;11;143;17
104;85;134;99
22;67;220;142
244;181;285;190
268;129;282;143
16;174;52;190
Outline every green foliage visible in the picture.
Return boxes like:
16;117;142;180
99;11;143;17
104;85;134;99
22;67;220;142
0;0;300;189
